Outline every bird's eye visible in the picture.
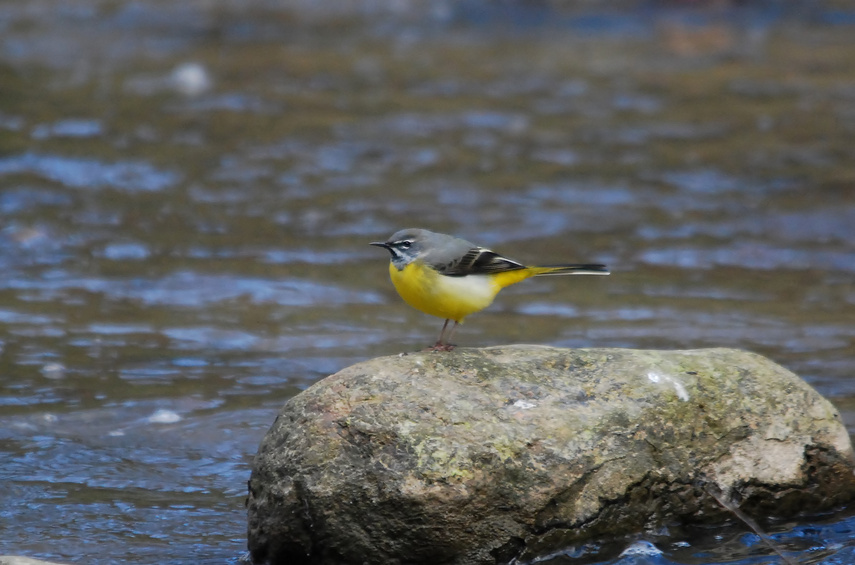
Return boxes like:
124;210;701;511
399;240;412;249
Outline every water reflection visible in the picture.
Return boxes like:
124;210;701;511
0;153;180;192
1;1;855;564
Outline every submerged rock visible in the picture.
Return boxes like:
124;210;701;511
0;558;70;565
246;346;855;565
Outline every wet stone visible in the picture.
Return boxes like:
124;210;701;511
0;558;70;565
246;346;855;565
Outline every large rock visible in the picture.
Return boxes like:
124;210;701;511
246;346;855;565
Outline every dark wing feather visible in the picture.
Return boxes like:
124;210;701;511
434;247;525;277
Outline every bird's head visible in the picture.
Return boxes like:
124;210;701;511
370;228;431;270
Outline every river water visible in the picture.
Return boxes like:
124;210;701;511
1;1;854;564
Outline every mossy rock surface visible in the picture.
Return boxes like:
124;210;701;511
246;346;855;565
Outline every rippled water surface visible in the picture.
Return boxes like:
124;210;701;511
2;1;855;564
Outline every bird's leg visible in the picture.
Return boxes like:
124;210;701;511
444;321;459;347
427;319;457;352
426;319;456;352
432;319;450;349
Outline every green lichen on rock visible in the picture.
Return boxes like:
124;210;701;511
247;346;855;565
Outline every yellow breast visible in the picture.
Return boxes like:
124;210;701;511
389;261;506;323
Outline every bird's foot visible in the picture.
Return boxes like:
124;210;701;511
425;342;456;352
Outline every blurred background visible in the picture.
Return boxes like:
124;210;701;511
1;1;854;563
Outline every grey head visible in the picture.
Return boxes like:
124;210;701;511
370;228;476;271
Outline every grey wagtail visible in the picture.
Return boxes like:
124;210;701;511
371;228;609;351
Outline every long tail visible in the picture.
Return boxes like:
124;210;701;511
530;264;610;276
490;263;609;289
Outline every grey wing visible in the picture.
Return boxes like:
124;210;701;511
434;247;525;277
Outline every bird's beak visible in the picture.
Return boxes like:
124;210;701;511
369;241;390;249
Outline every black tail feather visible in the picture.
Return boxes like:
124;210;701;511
534;263;610;275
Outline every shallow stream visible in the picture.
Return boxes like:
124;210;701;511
1;2;855;563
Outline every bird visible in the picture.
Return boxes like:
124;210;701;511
370;228;609;351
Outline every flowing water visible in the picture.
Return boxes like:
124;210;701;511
1;1;855;564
